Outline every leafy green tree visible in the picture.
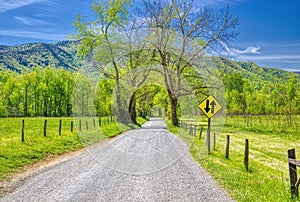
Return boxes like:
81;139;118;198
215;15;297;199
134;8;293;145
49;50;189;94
140;0;238;125
21;72;35;116
223;73;246;115
134;85;161;119
72;0;132;123
73;73;95;117
287;78;297;125
95;78;114;116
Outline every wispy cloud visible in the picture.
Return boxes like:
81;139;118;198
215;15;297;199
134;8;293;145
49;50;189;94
214;0;245;4
219;39;300;69
14;16;52;26
36;13;58;18
234;51;300;69
199;0;245;6
0;30;66;41
0;0;46;13
231;46;261;56
218;39;261;57
282;68;300;72
237;55;300;61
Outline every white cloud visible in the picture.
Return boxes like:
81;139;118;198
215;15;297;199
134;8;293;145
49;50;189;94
0;0;46;13
0;30;66;41
199;0;245;6
231;46;261;55
216;38;261;57
237;54;300;61
282;68;300;72
14;16;53;26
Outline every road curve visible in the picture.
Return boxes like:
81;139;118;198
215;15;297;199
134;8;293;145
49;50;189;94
1;118;233;202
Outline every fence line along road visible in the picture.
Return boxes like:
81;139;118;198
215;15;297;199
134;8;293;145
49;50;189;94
2;118;233;202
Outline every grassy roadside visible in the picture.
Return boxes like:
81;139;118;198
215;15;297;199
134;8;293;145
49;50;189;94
167;116;300;202
0;117;148;181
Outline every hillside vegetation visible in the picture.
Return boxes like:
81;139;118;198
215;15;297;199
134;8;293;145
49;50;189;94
0;41;299;120
0;41;79;73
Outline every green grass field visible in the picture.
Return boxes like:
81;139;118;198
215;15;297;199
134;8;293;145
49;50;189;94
0;117;147;181
1;115;300;201
169;115;300;202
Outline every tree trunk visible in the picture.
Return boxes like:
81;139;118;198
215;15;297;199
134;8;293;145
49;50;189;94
115;72;128;123
109;45;128;124
43;96;47;117
24;85;28;117
81;90;84;117
167;89;179;126
129;92;137;124
34;87;37;116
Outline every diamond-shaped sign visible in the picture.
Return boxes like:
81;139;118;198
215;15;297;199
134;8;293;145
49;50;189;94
199;95;222;119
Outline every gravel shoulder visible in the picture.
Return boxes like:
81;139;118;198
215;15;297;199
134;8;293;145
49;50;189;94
0;118;233;202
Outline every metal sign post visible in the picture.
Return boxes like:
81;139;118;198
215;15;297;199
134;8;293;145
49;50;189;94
199;95;222;155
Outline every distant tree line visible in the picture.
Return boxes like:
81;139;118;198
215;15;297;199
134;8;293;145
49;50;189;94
1;67;299;121
223;72;300;124
0;68;114;117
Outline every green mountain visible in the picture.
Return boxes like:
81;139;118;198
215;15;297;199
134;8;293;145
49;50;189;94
0;41;299;83
0;41;80;73
213;57;300;84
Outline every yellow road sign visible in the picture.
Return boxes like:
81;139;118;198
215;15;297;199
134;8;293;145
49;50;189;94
199;95;222;119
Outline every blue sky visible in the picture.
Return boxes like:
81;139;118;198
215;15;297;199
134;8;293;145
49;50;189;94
0;0;299;71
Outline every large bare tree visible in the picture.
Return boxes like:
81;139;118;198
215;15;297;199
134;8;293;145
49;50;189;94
140;0;238;125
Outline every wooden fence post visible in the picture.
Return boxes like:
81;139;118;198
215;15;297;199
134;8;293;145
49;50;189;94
189;125;192;135
86;120;88;130
93;118;96;128
244;139;249;172
99;117;101;126
225;135;230;159
194;126;197;136
288;149;299;197
22;119;25;142
199;127;203;140
71;121;73;132
79;120;82;131
44;119;47;137
59;119;62;135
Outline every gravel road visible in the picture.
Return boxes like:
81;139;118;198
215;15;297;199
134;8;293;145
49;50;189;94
1;118;233;202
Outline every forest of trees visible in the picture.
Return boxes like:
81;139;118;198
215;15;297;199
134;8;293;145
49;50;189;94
1;66;299;121
1;0;299;125
0;68;74;117
0;67;162;118
223;72;300;123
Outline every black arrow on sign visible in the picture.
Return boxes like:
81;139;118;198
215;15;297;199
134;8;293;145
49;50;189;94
204;100;210;113
210;100;216;114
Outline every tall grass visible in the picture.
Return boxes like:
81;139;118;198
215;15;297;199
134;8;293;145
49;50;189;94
169;115;300;201
0;117;147;180
226;115;300;140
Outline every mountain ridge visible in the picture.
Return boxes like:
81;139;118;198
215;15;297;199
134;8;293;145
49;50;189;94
0;40;299;83
0;41;80;73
